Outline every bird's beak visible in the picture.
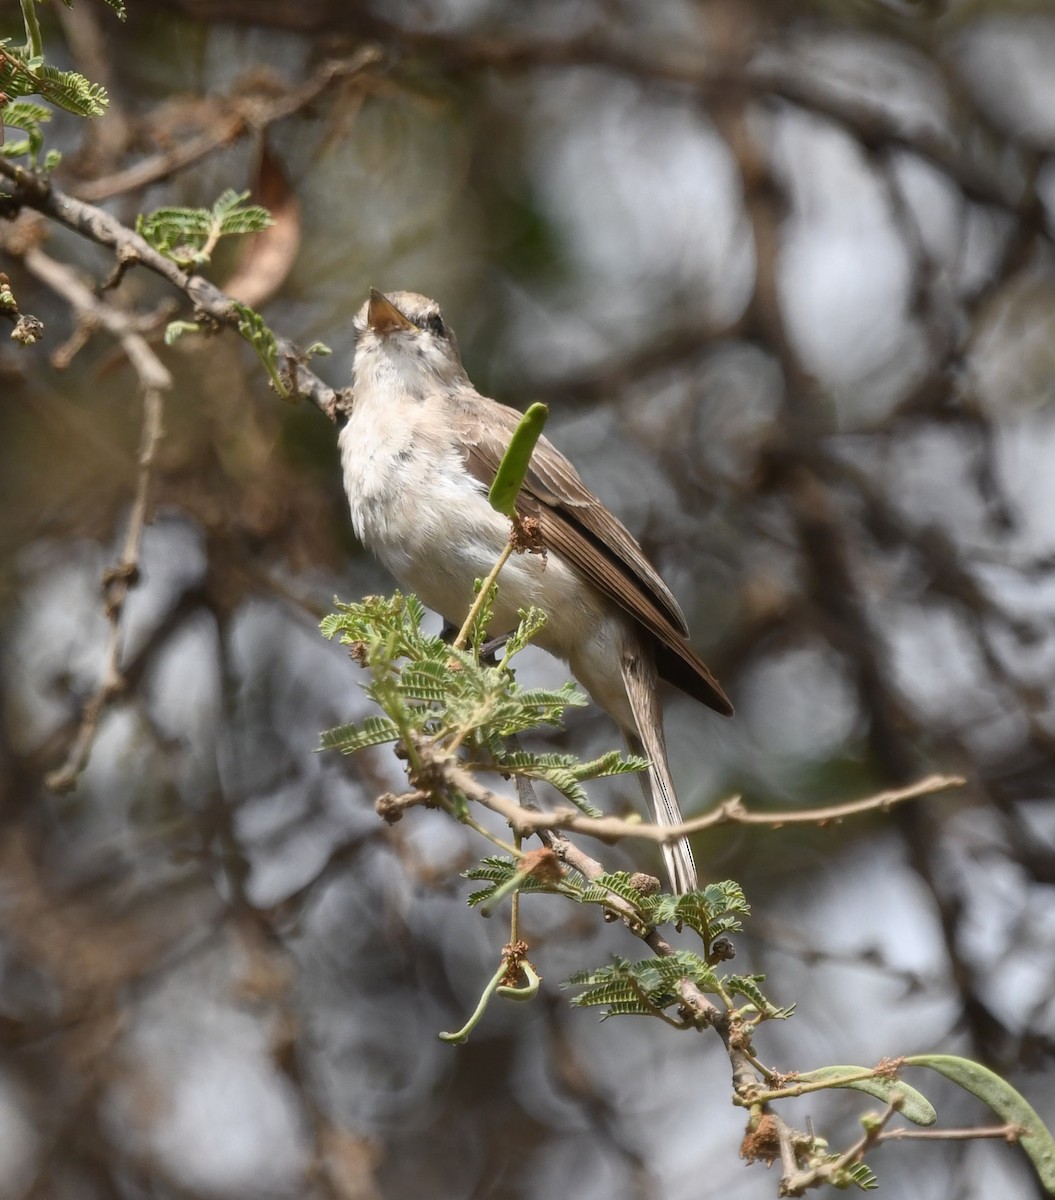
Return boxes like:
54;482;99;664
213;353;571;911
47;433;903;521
367;289;415;334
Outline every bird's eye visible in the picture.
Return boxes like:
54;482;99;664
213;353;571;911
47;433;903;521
424;313;446;338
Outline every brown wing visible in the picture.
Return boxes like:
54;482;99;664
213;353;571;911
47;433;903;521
456;394;733;716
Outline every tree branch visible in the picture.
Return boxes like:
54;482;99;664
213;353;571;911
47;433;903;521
75;49;383;202
427;761;964;845
0;158;341;420
4;239;171;791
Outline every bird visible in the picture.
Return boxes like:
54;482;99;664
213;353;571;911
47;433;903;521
337;289;732;893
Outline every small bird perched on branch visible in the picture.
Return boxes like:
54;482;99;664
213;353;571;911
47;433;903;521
338;289;732;893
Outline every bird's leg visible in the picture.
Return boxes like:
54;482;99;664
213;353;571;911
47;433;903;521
478;632;511;665
439;620;510;665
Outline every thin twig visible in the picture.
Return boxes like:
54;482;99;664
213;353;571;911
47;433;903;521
7;243;171;792
878;1124;1022;1143
781;1097;899;1195
74;50;383;202
435;764;964;846
773;1113;804;1183
452;540;514;650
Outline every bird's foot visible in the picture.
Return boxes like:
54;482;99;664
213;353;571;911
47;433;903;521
438;621;509;666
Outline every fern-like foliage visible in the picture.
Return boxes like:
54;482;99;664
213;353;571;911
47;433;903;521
1;99;51;131
0;1;122;168
725;974;794;1021
33;62;108;115
322;591;777;1024
649;879;751;950
464;855;583;907
320;593;600;809
231;300;289;397
319;715;400;754
499;605;547;659
565;951;783;1023
833;1161;879;1191
560;874;753;956
0;50;104;169
0;46;108;118
477;749;604;816
479;747;647;817
566;951;721;1020
320;592;429;659
166;295;294;401
136;190;272;268
578;870;655;909
0;98;51;165
321;593;580;734
464;575;496;656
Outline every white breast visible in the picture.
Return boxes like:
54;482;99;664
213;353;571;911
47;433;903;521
338;384;612;663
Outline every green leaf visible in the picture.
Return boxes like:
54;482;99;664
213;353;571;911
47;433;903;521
0;96;51;164
136;192;272;268
213;188;271;236
572;749;649;780
838;1162;879;1191
231;300;288;398
725;974;785;1019
486;745;631;815
906;1055;1055;1191
589;995;661;1019
464;855;519;883
505;763;600;814
1;99;51;128
164;320;202;345
649;879;750;939
398;661;457;703
487;403;548;516
579;872;650;908
501;606;547;661
567;957;674;1015
321;593;430;661
487;749;594;798
0;44;107;116
34;64;108;116
795;1066;937;1127
0;47;35;101
0;138;31;160
319;715;400;754
463;856;570;906
139;207;212;238
660;949;721;990
566;950;720;1019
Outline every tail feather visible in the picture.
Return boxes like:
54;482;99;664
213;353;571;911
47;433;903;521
620;645;698;895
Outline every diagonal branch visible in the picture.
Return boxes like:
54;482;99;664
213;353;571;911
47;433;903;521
0;157;340;420
75;49;383;202
423;761;964;845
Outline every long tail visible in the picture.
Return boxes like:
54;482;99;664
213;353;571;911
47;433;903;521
620;644;698;895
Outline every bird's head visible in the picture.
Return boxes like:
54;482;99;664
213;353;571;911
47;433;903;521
352;289;467;393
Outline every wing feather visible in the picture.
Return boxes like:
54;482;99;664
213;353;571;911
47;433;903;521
456;395;733;716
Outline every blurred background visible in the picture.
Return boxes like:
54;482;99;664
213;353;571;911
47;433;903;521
2;1;1054;1197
